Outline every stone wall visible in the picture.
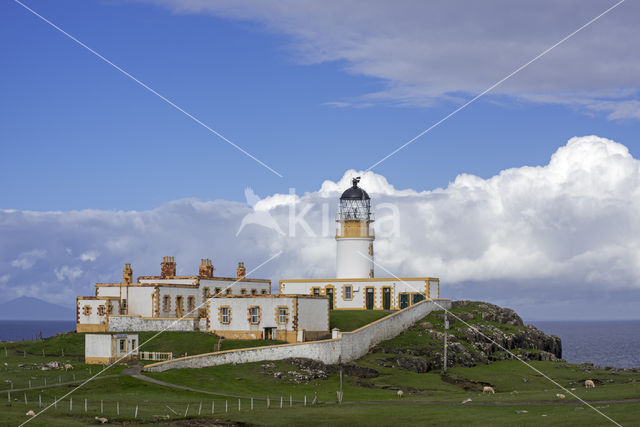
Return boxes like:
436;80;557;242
108;315;206;332
144;299;450;372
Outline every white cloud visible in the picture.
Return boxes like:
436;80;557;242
79;251;99;262
2;135;640;317
136;0;640;119
11;249;47;270
54;266;83;281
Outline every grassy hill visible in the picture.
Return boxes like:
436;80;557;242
2;303;639;425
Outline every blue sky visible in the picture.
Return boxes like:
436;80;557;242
3;0;639;210
2;1;640;319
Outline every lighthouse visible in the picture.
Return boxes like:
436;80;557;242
336;177;375;279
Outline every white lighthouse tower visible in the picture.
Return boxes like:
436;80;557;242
336;177;375;279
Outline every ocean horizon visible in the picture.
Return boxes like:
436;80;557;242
1;319;639;369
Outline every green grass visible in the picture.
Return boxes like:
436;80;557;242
329;310;394;332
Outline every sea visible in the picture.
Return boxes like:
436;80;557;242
0;319;638;369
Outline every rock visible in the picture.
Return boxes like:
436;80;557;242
393;357;434;373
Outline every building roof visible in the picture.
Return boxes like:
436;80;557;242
340;177;370;200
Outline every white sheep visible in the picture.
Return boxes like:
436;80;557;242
95;416;108;424
64;364;73;371
585;380;595;388
25;410;35;416
556;393;565;399
397;390;404;398
483;386;495;394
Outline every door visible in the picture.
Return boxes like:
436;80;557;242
412;293;425;304
264;328;272;340
383;288;391;310
326;288;334;310
366;288;374;310
176;296;183;318
399;293;409;309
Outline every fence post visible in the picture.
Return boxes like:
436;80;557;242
61;348;64;357
54;396;57;410
39;394;42;408
23;350;26;358
135;404;138;418
101;400;103;413
29;379;31;388
24;393;27;405
8;391;10;403
290;395;292;407
280;396;283;408
251;397;253;410
84;398;87;413
73;374;76;381
58;376;61;384
44;378;46;386
238;399;241;411
198;401;202;415
184;403;189;417
304;395;307;406
225;400;228;413
267;395;270;409
211;401;214;415
117;401;119;416
70;397;72;412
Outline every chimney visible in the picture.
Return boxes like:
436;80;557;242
123;263;133;285
237;261;246;279
199;258;214;278
161;256;176;278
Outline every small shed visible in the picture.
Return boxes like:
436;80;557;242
85;334;139;365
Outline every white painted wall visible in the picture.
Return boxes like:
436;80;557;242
280;279;433;310
77;299;108;326
144;299;451;372
297;297;329;331
96;287;120;298
85;334;111;358
336;237;374;279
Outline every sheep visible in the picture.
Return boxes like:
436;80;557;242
397;390;404;398
585;380;595;388
482;386;495;394
64;364;73;371
461;398;472;404
95;416;108;424
25;410;35;416
556;393;566;399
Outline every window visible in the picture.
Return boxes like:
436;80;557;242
97;305;105;316
119;339;125;352
277;307;288;324
261;289;267;295
203;287;210;300
162;295;170;312
249;307;260;325
107;303;113;314
220;307;230;324
131;339;137;352
83;305;91;316
121;299;127;309
214;287;222;296
225;289;231;295
187;296;195;313
241;288;247;295
344;285;353;300
312;287;320;296
251;288;257;295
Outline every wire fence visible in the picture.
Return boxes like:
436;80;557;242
5;390;318;422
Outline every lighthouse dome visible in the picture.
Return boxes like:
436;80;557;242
340;177;370;200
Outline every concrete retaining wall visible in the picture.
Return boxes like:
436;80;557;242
108;315;206;332
144;299;450;372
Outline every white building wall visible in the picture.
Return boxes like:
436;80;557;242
127;287;156;317
280;278;434;310
77;299;108;326
85;334;111;358
297;297;329;331
96;287;120;298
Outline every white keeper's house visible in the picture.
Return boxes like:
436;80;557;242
280;177;440;310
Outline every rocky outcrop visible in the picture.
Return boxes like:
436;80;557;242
371;300;562;372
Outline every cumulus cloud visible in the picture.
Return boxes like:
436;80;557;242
79;251;100;262
1;135;640;318
136;0;640;119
